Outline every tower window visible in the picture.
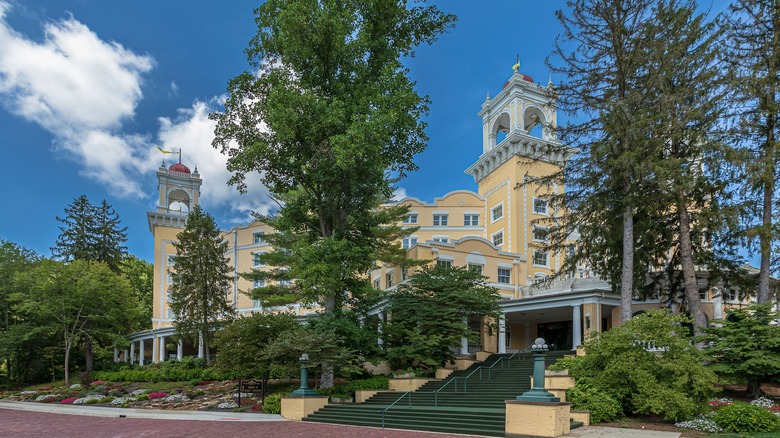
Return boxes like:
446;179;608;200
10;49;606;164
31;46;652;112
433;214;448;226
533;199;548;215
533;251;549;267
492;230;504;247
464;214;479;226
491;204;504;222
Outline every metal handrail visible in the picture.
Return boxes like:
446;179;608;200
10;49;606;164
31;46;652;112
461;350;530;392
432;375;460;406
381;391;411;428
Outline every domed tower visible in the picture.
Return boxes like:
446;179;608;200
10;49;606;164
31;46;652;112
147;157;202;330
465;60;573;283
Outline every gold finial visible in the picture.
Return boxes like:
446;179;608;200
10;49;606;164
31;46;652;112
512;54;520;73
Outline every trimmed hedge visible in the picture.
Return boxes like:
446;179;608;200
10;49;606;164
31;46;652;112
91;358;233;382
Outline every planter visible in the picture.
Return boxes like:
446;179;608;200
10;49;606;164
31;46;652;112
545;370;569;377
392;373;416;379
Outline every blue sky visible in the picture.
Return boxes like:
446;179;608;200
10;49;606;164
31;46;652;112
0;0;727;263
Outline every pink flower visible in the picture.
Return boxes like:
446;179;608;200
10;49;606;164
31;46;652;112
60;397;78;404
148;392;168;399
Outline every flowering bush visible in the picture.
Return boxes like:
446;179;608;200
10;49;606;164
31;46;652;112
37;386;53;391
130;389;147;396
675;413;722;433
714;401;780;433
20;390;38;396
111;396;136;405
707;398;733;411
147;392;168;399
35;394;59;402
165;394;189;402
249;403;264;412
73;394;106;404
60;397;79;404
69;384;82;390
217;400;238;409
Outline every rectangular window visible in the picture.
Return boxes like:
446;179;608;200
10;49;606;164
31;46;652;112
491;204;504;222
437;259;453;269
433;214;448;226
533;251;549;266
401;267;408;281
464;214;479;226
279;279;291;286
432;237;448;243
253;231;265;244
533;199;548;215
699;290;707;300
167;254;175;266
492;231;504;247
497;267;511;284
468;264;483;275
402;237;418;249
533;227;548;242
373;278;380;289
403;214;418;224
253;252;264;267
253;279;265;288
253;299;261;308
386;272;393;288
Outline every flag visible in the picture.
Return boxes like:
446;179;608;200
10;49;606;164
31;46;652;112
157;146;176;155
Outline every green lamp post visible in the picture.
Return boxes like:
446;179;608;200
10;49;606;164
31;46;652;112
516;337;560;402
289;353;320;397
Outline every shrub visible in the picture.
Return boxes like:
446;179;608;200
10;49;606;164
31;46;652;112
60;397;78;404
566;385;622;423
713;401;780;433
262;393;282;414
558;310;717;422
342;376;389;392
148;392;168;399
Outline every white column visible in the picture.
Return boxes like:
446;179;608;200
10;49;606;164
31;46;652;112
151;338;158;363
130;343;135;364
498;314;507;354
113;348;119;363
177;339;183;361
377;312;384;348
159;336;166;363
139;340;145;366
714;289;723;320
198;332;204;359
460;317;469;355
572;304;582;350
123;349;129;363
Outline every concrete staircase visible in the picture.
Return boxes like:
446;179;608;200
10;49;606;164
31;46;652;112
303;351;575;436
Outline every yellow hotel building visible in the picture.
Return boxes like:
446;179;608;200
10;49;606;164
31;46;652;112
124;67;746;365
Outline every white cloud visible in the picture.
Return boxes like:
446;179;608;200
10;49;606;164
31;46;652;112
0;1;153;196
392;186;408;201
0;2;275;222
144;99;276;223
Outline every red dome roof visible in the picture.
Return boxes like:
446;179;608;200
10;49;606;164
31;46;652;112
169;162;191;174
503;74;534;89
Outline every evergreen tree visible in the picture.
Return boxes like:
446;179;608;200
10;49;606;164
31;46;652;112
121;255;154;331
212;0;454;386
384;265;501;369
93;200;128;274
719;0;780;303
168;205;235;366
547;0;667;322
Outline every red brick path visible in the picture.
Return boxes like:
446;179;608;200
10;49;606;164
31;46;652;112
0;409;480;438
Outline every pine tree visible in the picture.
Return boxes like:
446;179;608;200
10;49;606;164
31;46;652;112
168;205;235;366
93;200;128;274
719;0;780;303
52;195;97;263
547;0;667;322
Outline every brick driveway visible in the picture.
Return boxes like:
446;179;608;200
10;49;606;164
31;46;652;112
0;408;482;438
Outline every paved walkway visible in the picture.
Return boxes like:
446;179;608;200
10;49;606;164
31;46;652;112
0;401;682;438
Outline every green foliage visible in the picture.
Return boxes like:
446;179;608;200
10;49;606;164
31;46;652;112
704;304;780;397
341;376;389;392
91;358;232;382
558;310;717;422
306;312;382;362
566;385;622;424
121;255;154;331
169;205;235;365
52;196;127;274
713;402;780;433
262;393;283;414
261;322;356;380
385;265;501;369
212;313;301;379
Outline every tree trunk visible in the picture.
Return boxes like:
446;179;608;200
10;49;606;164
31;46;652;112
677;202;708;348
757;112;775;304
620;206;634;322
85;336;93;372
64;339;71;386
320;363;334;389
747;379;763;399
